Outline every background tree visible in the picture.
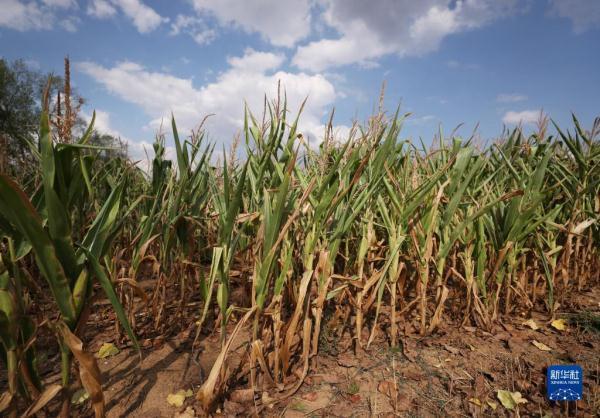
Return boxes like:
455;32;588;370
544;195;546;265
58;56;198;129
88;131;128;161
0;58;128;177
0;59;44;172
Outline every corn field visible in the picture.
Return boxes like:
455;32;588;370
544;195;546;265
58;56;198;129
0;88;599;416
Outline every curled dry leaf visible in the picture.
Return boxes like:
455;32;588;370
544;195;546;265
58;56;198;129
58;323;104;418
167;389;193;408
166;393;184;408
551;319;567;331
97;342;119;359
522;319;539;330
497;390;527;410
71;388;90;405
573;218;596;234
468;397;482;406
531;340;552;351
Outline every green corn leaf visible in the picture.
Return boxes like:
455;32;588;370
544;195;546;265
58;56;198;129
79;180;126;260
0;175;77;326
81;248;140;354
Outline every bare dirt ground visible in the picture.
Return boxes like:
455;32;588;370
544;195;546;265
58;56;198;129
57;286;599;418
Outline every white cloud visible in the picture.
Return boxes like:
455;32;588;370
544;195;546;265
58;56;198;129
86;0;167;33
0;0;51;31
76;49;338;147
502;109;543;125
87;0;117;18
191;0;312;47
110;0;167;33
86;109;130;142
60;15;80;32
41;0;75;8
0;0;82;31
293;0;523;71
192;29;216;45
496;93;527;103
170;14;216;45
549;0;600;33
170;15;197;35
227;49;285;73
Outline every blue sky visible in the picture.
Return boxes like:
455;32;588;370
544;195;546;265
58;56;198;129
1;0;599;159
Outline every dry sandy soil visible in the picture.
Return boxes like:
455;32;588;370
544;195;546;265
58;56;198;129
66;287;599;418
8;286;599;417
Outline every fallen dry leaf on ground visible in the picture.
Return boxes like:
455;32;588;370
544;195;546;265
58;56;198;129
96;342;119;359
468;397;482;406
551;319;567;331
71;388;89;405
497;390;527;410
167;389;193;407
523;319;539;330
531;340;552;351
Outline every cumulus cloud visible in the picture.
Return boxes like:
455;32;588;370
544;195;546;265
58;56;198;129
170;14;216;45
1;0;165;33
86;0;167;33
293;0;523;71
0;0;81;31
0;0;53;31
60;15;80;32
190;0;312;47
109;0;167;33
41;0;75;7
87;0;117;18
502;109;543;125
496;93;527;103
77;49;338;147
85;109;129;141
548;0;600;33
